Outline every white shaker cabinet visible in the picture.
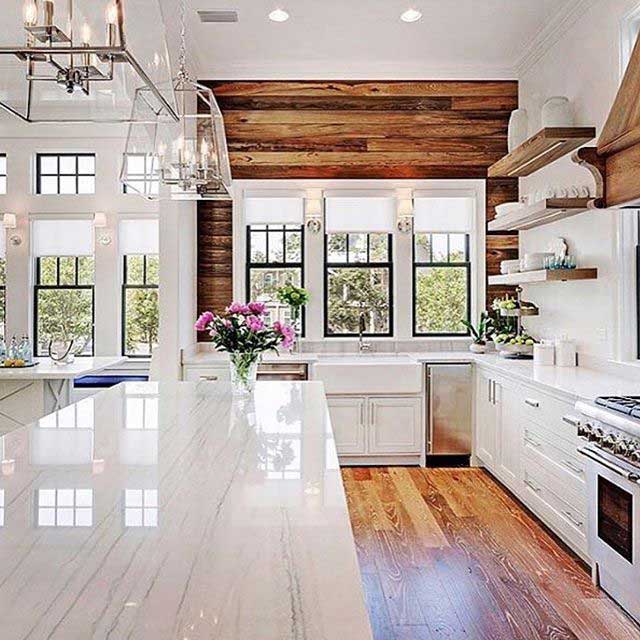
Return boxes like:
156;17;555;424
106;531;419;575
327;396;367;455
494;377;522;492
475;368;497;468
327;394;423;463
368;396;422;455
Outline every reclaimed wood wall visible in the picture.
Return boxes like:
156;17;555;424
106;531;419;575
197;200;233;322
197;80;519;328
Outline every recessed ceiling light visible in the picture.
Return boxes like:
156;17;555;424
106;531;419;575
269;8;289;22
400;8;422;23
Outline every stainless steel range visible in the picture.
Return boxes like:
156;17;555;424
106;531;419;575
575;396;640;623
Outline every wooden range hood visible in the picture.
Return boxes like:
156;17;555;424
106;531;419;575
574;32;640;208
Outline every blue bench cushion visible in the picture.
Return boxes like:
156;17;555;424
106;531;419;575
74;375;149;388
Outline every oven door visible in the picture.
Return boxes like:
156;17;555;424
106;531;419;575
581;445;640;622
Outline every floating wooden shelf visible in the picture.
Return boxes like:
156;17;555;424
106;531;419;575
488;197;603;232
488;127;596;178
488;268;598;286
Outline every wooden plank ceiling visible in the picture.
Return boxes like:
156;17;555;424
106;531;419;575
205;80;518;179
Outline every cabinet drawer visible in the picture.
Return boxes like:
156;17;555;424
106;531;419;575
523;419;585;485
257;363;308;380
183;366;230;382
522;458;587;556
520;386;581;448
523;438;586;508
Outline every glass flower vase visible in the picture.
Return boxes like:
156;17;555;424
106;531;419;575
229;352;260;395
289;306;301;354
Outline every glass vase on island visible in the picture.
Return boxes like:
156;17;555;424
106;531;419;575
195;302;295;395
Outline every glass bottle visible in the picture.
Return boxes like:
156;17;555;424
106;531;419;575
8;336;18;360
19;336;32;364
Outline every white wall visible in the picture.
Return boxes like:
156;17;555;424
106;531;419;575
517;0;639;361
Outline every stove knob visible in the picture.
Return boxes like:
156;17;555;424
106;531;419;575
614;439;631;456
577;423;592;439
630;448;640;464
602;434;618;450
589;428;605;443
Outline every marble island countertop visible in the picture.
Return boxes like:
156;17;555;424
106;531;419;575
0;381;372;640
0;356;126;379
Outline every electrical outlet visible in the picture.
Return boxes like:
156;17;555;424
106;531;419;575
596;327;608;341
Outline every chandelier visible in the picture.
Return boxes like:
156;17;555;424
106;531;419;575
0;0;178;123
121;0;231;199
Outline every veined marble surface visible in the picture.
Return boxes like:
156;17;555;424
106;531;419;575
0;356;126;379
0;381;372;640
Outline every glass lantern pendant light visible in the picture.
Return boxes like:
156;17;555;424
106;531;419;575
0;0;177;123
137;0;231;200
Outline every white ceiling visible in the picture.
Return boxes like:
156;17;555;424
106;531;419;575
184;0;578;80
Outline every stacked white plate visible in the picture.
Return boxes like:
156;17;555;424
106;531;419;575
521;252;554;271
500;259;521;274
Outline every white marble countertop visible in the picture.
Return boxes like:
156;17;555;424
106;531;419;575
458;353;640;401
0;381;372;640
0;356;126;380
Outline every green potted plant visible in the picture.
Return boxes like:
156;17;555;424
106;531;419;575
276;284;310;352
461;312;491;354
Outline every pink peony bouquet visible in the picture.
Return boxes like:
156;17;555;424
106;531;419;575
195;302;296;358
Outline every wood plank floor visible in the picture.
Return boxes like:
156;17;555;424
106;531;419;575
341;467;640;640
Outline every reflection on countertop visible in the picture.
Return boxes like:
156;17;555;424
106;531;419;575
0;381;371;640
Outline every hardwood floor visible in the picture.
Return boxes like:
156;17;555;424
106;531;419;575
341;467;640;640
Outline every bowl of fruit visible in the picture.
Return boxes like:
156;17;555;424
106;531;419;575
493;332;537;357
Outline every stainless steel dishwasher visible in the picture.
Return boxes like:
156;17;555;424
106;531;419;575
426;363;472;458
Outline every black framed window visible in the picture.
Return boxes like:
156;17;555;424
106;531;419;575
122;255;159;357
0;153;6;194
122;153;159;196
413;232;471;336
34;256;95;356
36;154;96;195
325;233;393;337
246;224;304;332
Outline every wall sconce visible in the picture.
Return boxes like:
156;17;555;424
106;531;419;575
305;190;323;233
2;213;16;229
3;213;22;246
396;196;414;233
93;212;107;228
93;212;112;245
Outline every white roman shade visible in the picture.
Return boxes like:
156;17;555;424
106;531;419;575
32;219;94;256
119;219;159;255
325;196;395;233
245;196;304;225
413;197;474;233
0;229;6;259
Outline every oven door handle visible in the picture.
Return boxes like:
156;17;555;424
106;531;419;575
578;446;640;483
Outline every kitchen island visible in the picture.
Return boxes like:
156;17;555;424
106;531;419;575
0;356;126;435
0;380;372;640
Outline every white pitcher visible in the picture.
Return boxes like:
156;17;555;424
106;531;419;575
508;108;529;152
542;97;573;128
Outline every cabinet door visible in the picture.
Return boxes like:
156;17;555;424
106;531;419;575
327;396;367;455
368;397;422;455
495;378;522;490
475;369;497;468
183;366;230;382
